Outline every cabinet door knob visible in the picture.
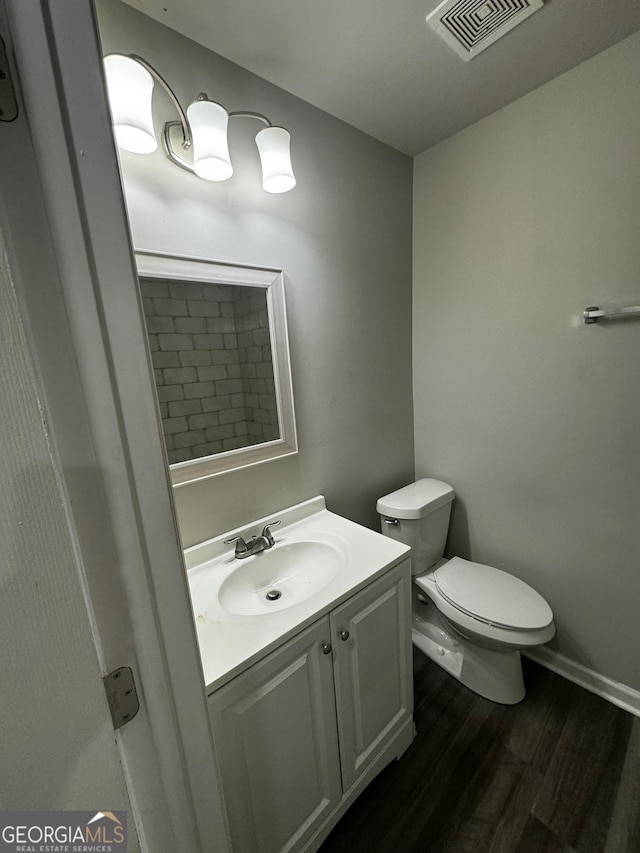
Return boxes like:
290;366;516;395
321;642;332;655
340;630;350;641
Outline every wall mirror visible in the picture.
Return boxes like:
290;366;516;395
136;251;297;486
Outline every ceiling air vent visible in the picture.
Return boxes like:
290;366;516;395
427;0;544;62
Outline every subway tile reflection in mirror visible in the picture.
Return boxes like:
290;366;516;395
136;252;297;486
141;278;279;463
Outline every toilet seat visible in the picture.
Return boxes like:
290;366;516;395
431;557;553;631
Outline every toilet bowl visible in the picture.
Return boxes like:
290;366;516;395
378;479;555;704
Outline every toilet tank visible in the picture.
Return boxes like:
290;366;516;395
377;479;455;575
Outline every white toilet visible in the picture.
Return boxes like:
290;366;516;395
377;478;555;704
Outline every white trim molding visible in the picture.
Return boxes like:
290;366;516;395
525;647;640;718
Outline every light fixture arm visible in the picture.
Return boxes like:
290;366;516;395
228;111;272;127
127;53;193;150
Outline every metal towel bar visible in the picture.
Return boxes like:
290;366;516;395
584;305;640;324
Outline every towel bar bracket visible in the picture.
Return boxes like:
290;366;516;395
584;306;600;324
583;304;640;325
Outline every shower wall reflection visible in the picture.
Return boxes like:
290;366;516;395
141;276;278;464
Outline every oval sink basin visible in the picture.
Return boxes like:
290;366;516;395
218;540;341;616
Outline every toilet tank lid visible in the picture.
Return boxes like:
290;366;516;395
377;478;455;519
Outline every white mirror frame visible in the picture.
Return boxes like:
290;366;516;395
136;250;297;486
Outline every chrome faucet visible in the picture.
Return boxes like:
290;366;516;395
225;520;281;559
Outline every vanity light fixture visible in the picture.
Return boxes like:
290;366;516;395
103;53;296;193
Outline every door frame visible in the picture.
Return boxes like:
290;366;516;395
1;2;231;850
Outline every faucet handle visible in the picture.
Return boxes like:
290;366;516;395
224;535;249;557
261;520;281;546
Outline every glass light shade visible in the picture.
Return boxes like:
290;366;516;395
255;127;296;193
103;55;157;154
186;100;233;181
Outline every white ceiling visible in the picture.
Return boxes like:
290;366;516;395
122;0;640;156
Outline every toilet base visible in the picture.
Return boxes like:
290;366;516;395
413;596;526;705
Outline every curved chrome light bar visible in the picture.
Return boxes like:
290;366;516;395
103;53;296;193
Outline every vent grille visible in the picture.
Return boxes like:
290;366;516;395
427;0;544;61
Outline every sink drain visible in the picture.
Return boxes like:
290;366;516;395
265;589;282;601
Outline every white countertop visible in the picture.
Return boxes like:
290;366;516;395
184;496;411;693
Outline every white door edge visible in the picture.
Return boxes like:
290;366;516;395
1;2;231;851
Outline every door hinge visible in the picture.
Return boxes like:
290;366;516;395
0;35;18;122
103;666;140;730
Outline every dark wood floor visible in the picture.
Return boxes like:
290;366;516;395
320;652;640;853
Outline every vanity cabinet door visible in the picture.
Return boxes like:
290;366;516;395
330;560;413;792
208;617;342;853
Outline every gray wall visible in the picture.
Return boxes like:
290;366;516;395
413;33;640;692
97;1;414;548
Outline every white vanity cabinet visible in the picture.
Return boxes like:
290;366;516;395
208;559;413;853
208;617;342;853
330;562;413;792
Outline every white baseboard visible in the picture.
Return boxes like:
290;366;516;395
524;647;640;718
